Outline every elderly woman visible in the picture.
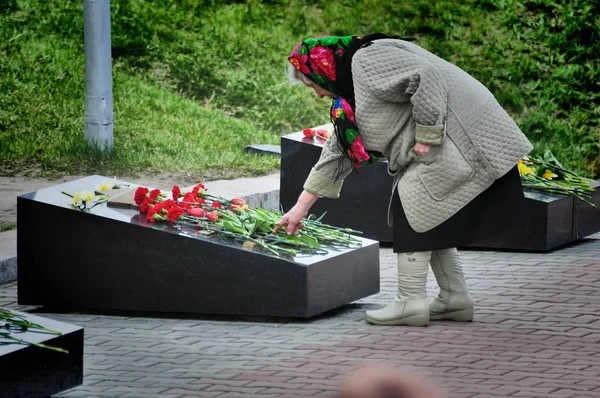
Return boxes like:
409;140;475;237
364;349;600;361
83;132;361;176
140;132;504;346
276;34;533;327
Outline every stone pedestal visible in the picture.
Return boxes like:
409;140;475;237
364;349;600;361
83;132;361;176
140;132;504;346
280;131;600;251
467;183;600;251
0;310;83;398
17;176;379;318
280;131;394;243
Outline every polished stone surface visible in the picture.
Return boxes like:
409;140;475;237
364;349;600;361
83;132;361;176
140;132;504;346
468;182;600;251
0;310;83;398
280;132;394;242
17;176;379;317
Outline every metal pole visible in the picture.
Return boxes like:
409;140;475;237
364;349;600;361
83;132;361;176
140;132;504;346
83;0;113;151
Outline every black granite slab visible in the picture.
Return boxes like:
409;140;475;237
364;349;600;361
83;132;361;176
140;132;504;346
280;131;600;251
280;132;394;242
17;176;379;318
0;310;83;398
467;182;600;251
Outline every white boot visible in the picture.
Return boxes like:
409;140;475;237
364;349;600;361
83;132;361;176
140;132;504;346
365;251;431;327
429;248;474;321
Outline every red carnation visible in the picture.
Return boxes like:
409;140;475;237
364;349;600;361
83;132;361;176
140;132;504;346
182;192;196;203
211;201;222;209
152;201;165;215
172;185;181;201
149;189;161;201
192;184;207;197
134;187;149;205
206;212;219;222
147;206;159;222
179;192;197;209
303;128;316;138
140;198;151;213
166;206;184;221
162;199;177;208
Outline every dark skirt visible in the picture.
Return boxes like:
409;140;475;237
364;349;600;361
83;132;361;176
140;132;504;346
392;166;529;253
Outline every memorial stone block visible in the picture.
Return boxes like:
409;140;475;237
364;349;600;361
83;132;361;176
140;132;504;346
17;176;379;318
467;182;600;251
0;310;83;398
280;130;600;251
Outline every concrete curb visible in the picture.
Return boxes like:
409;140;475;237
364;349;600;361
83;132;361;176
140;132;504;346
0;257;16;285
0;228;17;284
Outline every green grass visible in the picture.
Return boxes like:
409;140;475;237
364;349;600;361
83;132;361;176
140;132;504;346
1;0;598;178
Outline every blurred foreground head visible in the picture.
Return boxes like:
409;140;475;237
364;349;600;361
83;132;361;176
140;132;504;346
336;366;446;398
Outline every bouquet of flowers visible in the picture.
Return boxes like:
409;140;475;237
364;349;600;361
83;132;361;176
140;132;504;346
132;183;362;257
518;150;596;207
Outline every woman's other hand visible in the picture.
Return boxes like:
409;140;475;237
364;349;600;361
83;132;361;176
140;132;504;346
414;142;433;156
273;190;319;235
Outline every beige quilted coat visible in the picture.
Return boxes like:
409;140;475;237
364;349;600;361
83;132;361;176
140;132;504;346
303;39;533;233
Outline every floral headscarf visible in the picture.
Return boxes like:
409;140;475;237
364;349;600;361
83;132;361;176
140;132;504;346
288;36;381;168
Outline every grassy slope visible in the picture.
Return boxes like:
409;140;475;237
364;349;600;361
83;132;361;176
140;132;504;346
1;0;598;178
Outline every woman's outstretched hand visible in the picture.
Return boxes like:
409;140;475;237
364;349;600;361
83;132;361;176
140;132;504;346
273;190;319;235
273;205;307;235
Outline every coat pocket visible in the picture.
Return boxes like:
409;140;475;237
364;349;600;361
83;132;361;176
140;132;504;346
416;134;474;201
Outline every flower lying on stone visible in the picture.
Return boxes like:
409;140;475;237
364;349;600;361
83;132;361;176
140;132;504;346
231;198;246;206
188;208;205;217
303;126;331;141
0;308;69;353
518;151;596;207
316;129;330;139
517;159;535;176
62;190;108;211
131;184;363;256
303;128;316;138
97;180;128;191
62;181;363;256
542;169;558;180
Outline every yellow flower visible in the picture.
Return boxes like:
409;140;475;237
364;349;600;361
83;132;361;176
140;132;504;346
71;191;82;206
517;160;535;176
542;169;558;180
98;180;114;191
81;191;95;202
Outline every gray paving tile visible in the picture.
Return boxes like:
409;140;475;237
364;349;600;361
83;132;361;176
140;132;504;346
0;240;597;398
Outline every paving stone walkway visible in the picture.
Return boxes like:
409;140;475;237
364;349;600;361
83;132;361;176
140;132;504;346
1;236;600;398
